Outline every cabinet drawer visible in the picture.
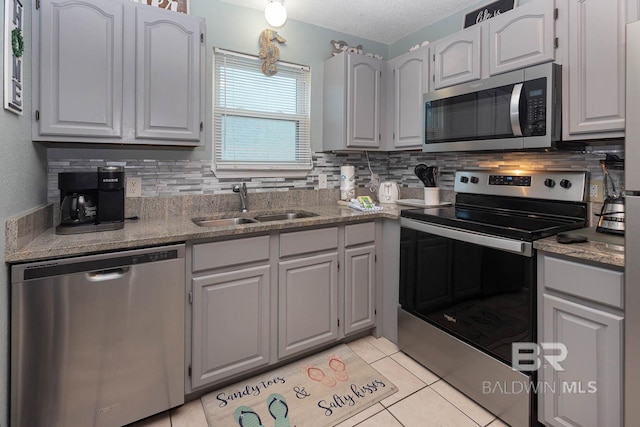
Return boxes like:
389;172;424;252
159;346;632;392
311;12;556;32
192;236;270;272
345;222;375;247
542;255;624;309
280;227;338;257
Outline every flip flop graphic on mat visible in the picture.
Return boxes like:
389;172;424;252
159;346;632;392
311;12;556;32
303;365;337;387
328;355;349;382
267;393;291;427
234;406;264;427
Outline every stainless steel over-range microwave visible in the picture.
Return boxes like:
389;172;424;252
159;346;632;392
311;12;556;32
423;63;561;152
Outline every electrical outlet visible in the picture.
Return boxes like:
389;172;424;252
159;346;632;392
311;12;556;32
318;174;328;189
588;178;603;201
371;173;379;183
126;177;142;197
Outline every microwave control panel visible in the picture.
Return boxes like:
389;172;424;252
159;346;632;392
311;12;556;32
523;77;547;136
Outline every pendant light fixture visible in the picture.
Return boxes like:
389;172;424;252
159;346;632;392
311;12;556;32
265;0;287;27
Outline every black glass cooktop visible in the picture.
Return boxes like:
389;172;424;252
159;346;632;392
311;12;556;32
401;194;587;241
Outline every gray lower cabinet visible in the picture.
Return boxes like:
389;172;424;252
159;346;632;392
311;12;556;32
344;222;377;335
278;227;340;358
278;252;339;358
538;253;624;427
190;236;272;389
188;223;378;391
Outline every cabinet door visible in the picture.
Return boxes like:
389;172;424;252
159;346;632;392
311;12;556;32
278;252;339;358
39;0;124;137
344;245;376;335
191;265;271;389
135;5;203;141
542;294;623;427
563;0;626;138
346;55;381;148
489;0;555;76
432;25;482;89
393;48;429;149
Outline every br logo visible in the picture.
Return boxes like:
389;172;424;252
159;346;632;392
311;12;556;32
512;343;568;372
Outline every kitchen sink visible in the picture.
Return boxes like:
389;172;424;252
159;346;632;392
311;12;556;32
192;217;259;227
192;211;318;227
252;211;318;222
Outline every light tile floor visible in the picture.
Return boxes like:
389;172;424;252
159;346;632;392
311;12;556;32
131;336;510;427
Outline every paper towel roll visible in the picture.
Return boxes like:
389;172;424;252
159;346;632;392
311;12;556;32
340;165;355;200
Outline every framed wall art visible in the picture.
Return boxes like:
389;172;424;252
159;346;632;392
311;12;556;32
132;0;189;14
463;0;517;28
4;0;24;115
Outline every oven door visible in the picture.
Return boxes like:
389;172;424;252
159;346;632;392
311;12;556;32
399;218;535;366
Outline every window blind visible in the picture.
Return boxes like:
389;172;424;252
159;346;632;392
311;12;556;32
213;48;312;172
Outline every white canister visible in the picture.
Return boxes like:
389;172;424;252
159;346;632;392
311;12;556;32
340;165;356;200
424;187;440;206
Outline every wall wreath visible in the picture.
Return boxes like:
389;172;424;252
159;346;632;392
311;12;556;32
11;28;24;58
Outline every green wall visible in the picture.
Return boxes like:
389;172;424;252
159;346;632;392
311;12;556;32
0;0;48;425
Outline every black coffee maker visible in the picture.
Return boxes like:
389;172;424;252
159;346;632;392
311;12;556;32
56;166;125;235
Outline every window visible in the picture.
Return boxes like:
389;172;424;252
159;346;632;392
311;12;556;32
212;48;311;176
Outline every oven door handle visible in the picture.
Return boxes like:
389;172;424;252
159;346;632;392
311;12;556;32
400;218;533;257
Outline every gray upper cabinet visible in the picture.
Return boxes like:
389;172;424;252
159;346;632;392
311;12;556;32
431;0;556;90
323;53;382;151
37;0;124;138
33;0;205;146
387;46;429;150
556;0;630;140
431;25;482;90
134;5;202;141
488;0;556;76
538;253;624;427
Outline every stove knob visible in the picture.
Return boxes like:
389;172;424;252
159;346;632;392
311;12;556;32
560;179;572;189
544;178;556;188
470;176;479;184
460;176;469;183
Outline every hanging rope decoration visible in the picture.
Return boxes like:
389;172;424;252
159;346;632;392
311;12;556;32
258;29;286;76
11;28;24;58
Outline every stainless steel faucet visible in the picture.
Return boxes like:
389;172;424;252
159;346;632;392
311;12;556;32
232;183;248;212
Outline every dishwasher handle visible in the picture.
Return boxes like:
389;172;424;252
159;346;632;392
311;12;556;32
86;267;130;282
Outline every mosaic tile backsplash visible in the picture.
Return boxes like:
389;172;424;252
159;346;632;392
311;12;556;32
47;145;623;203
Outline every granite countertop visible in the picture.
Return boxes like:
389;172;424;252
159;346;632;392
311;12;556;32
533;227;624;268
7;197;626;269
5;203;403;264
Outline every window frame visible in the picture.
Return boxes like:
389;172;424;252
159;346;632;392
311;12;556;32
211;48;312;178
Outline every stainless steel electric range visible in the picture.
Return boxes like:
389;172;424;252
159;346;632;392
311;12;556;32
398;170;587;427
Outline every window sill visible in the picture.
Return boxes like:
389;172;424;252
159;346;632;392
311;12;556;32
211;165;311;179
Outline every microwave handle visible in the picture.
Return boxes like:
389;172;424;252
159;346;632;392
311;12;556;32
510;83;524;137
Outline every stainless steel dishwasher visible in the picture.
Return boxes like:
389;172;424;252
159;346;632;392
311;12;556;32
11;244;186;427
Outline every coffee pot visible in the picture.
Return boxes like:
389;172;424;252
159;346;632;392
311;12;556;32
597;154;625;235
60;193;97;225
56;166;125;235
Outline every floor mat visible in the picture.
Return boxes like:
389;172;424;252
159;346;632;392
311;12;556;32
201;343;398;427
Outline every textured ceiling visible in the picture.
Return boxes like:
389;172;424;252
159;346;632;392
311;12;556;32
220;0;483;44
